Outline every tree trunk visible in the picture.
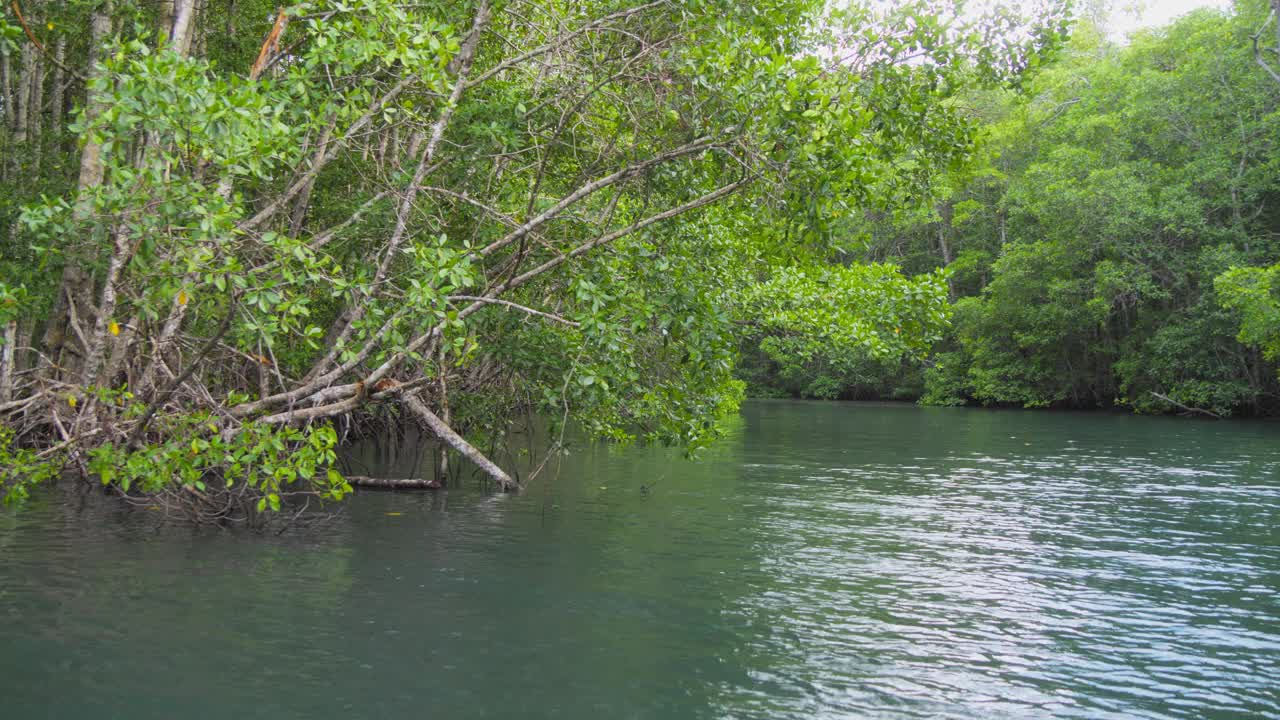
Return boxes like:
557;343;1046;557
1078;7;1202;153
169;0;198;55
159;0;175;41
437;352;450;480
1274;0;1280;62
28;48;42;139
79;227;132;388
27;49;44;171
0;319;16;404
13;44;32;144
7;43;34;188
288;122;334;235
935;201;955;296
14;317;32;373
49;38;65;133
0;48;13;134
193;0;208;57
40;2;112;381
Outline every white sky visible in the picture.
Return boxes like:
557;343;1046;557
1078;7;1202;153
1107;0;1232;37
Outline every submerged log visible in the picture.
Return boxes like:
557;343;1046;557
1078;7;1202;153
346;475;443;490
1149;392;1221;419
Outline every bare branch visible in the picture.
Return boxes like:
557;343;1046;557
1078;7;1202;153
499;177;750;294
465;1;666;89
477;136;721;258
403;392;516;490
1252;9;1280;86
8;0;86;81
448;295;580;327
307;0;492;379
238;79;411;232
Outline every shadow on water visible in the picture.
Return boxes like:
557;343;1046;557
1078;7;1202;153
0;400;1277;719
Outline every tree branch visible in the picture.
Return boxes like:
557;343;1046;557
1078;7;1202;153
477;136;721;258
464;1;665;89
8;0;86;81
403;392;516;490
1252;10;1280;86
498;177;750;295
447;295;580;327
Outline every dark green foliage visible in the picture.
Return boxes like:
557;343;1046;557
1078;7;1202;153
0;0;1070;508
749;4;1280;415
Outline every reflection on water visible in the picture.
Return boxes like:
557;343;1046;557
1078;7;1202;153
1;401;1277;719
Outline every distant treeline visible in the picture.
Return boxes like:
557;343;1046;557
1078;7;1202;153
742;2;1280;417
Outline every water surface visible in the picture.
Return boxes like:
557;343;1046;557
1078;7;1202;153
1;401;1277;718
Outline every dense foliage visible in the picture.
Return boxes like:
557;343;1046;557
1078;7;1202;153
743;1;1280;417
0;0;1066;514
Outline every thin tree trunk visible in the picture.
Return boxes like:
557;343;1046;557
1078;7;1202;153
193;0;207;57
306;0;490;380
41;2;112;380
169;0;198;55
935;202;955;296
49;38;64;133
101;312;139;388
437;351;450;480
1274;0;1280;63
376;125;390;171
133;0;222;393
0;49;13;134
159;0;176;42
73;5;110;194
13;44;32;144
7;43;33;189
288;122;334;235
79;227;133;388
28;49;42;137
0;319;16;403
27;51;43;171
14;318;32;373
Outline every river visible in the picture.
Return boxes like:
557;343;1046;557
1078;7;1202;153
1;401;1277;718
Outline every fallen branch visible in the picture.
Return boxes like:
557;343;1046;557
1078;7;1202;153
447;295;580;327
1150;392;1221;419
346;475;442;489
402;392;517;491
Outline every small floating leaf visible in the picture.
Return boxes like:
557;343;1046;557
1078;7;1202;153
385;511;403;516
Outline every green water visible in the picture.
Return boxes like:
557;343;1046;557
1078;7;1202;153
1;401;1278;719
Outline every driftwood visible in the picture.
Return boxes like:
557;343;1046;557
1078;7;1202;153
1150;392;1221;419
346;475;443;490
